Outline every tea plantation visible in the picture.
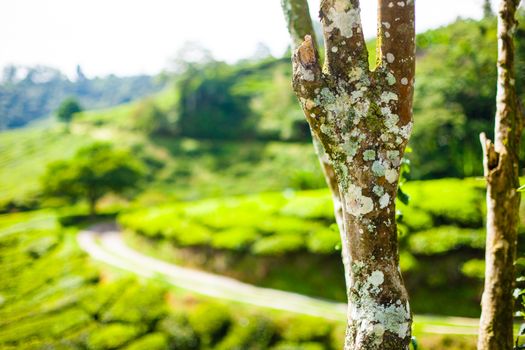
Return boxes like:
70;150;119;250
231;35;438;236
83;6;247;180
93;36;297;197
0;210;354;350
119;178;525;317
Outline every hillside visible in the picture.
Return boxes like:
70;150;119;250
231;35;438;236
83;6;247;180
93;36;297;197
3;16;525;213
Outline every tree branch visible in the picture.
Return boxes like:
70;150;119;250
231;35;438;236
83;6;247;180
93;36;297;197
320;0;369;77
377;0;415;124
281;0;319;50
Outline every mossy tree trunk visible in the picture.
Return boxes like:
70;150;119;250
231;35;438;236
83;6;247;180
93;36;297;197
281;1;415;349
478;0;523;349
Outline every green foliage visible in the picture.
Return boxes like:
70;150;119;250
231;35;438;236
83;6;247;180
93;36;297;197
100;283;167;324
122;333;169;350
121;179;492;259
408;226;485;255
87;324;143;350
278;316;332;343
306;227;340;254
410;16;525;179
0;128;95;212
156;314;199;349
271;342;325;350
211;227;260;250
56;97;82;124
401;178;485;228
176;62;254;139
251;234;305;256
41;142;144;215
188;303;232;346
461;259;485;279
131;98;175;135
120;190;331;256
216;315;275;350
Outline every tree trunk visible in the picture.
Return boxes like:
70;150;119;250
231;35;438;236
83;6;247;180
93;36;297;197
88;196;97;219
478;1;523;349
281;1;415;349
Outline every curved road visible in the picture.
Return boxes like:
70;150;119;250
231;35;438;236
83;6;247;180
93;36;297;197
77;223;480;334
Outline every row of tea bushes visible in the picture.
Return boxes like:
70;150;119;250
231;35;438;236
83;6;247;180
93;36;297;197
118;178;525;317
120;178;502;258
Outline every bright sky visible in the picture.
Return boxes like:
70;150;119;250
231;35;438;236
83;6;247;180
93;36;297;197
0;0;499;78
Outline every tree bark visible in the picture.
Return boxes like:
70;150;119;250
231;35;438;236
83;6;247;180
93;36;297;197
281;1;415;349
478;1;523;349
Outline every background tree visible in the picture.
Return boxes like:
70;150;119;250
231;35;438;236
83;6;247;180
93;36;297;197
478;0;524;349
176;62;254;139
42;143;144;217
483;0;494;18
56;97;82;125
281;0;415;349
131;98;174;135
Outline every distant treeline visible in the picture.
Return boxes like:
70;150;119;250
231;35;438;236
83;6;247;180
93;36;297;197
0;65;165;129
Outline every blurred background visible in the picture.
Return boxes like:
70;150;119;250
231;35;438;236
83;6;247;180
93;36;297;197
1;1;524;349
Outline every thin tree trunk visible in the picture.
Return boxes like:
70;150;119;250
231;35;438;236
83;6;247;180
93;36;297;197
281;1;415;349
88;196;97;219
478;1;523;349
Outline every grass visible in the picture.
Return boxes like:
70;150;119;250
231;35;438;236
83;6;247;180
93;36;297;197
0;127;94;209
0;116;325;212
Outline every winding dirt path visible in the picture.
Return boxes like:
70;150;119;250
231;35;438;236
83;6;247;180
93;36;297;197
77;223;480;334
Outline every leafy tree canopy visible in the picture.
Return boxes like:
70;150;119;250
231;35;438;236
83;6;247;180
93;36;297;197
42;142;144;215
56;97;82;124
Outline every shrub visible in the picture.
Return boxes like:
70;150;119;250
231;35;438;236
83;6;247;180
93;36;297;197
211;228;260;250
86;324;142;350
165;219;212;246
461;259;485;279
122;333;169;350
278;316;333;343
188;303;231;346
397;206;433;231
79;278;134;316
288;170;326;190
280;191;334;220
408;226;485;255
156;313;199;350
306;227;340;254
271;341;326;350
255;216;315;236
216;314;275;350
251;235;305;256
403;178;485;227
100;282;167;324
